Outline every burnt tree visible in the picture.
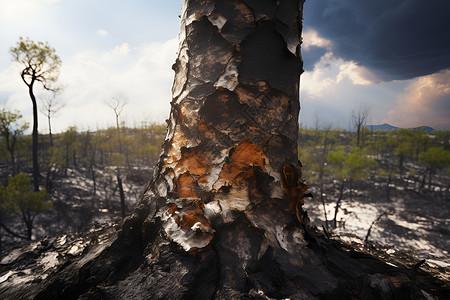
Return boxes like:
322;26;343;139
10;38;61;192
0;1;447;299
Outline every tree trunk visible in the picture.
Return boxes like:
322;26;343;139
427;168;433;190
48;115;53;147
356;125;361;148
333;179;346;229
29;83;40;192
4;133;17;175
117;171;126;218
1;1;447;299
387;167;393;201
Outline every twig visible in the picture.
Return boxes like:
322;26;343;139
322;225;330;239
364;212;387;243
412;259;426;271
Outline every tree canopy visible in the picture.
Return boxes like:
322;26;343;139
10;37;61;91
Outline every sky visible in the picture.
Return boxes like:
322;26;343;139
0;0;449;133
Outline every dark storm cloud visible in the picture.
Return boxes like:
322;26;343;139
303;0;450;81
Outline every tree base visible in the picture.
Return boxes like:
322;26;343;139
1;197;448;300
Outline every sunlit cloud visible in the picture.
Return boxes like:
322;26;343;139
384;69;450;130
336;61;377;86
101;43;131;62
302;29;332;51
301;51;378;99
0;0;60;21
97;29;108;36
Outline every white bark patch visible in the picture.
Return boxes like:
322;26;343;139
156;180;168;198
208;14;227;31
212;147;231;164
214;57;240;91
163;216;214;251
198;166;222;191
172;46;189;99
165;130;187;166
214;188;251;223
276;225;307;254
214;61;239;91
164;171;175;192
286;40;298;56
204;200;222;218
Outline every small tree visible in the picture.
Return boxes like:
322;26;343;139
10;37;62;191
418;146;450;190
0;109;29;175
106;94;128;218
0;173;51;240
352;104;370;148
60;126;80;172
328;147;377;228
39;93;64;147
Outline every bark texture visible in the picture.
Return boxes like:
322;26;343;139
147;0;307;253
1;1;448;299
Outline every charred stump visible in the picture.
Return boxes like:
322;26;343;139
1;0;448;299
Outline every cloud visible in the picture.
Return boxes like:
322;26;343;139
97;29;108;36
303;0;450;81
0;0;60;21
1;38;178;133
302;29;332;52
384;69;450;130
301;51;376;99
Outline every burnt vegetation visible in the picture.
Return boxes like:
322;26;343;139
0;123;166;246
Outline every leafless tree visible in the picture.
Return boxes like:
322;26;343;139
352;104;370;148
106;94;128;135
39;93;64;147
106;94;128;218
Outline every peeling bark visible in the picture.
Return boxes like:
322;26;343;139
150;0;306;254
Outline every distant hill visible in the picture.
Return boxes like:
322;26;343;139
365;123;398;131
365;123;435;133
410;126;435;134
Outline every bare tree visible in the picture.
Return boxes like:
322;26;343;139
39;93;64;147
106;94;128;135
352;104;370;148
106;94;128;218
